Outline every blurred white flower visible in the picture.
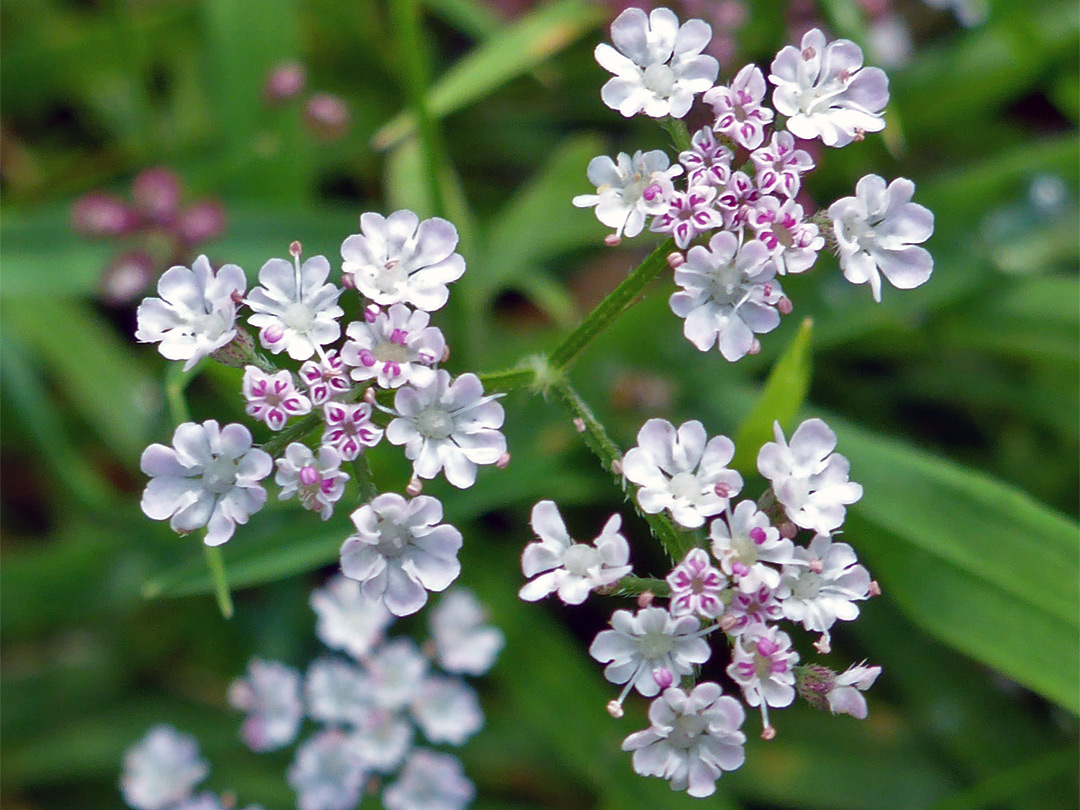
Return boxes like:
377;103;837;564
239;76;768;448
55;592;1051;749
119;725;208;810
304;658;370;726
287;729;367;810
410;676;484;745
228;658;304;752
429;588;504;676
383;750;475;810
310;574;394;659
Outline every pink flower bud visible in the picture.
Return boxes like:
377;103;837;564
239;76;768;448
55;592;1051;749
263;324;285;345
868;580;882;597
651;667;674;690
132;167;182;225
406;476;423;497
748;338;762;355
761;725;777;741
263;61;307;105
777;296;793;315
748;526;767;545
71;192;136;238
604;234;621;247
496;452;511;470
100;249;154;304
813;634;831;654
289;240;303;258
177;199;227;244
304;93;351;142
779;521;798;539
440;344;451;363
573;418;586;433
341;272;357;290
610;458;622;475
299;465;320;487
606;699;624;719
808;557;824;573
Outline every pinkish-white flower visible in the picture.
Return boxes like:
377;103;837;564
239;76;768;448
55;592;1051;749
519;500;632;605
667;548;728;618
275;443;348;519
678;127;733;187
228;659;304;752
650;185;724;249
709;500;796;593
340;303;444;389
777;533;871;635
304;658;370;726
321;401;383;461
714;170;760;229
750;131;815;198
299;350;351;406
573;150;680;239
748;196;824;275
726;624;799;711
246;251;343;361
242;366;312;430
723;584;783;636
703;64;774;149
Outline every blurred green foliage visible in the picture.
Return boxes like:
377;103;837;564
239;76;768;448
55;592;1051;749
1;0;1077;808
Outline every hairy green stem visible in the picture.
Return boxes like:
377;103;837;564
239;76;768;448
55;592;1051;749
351;454;378;504
202;544;234;619
661;116;692;153
611;576;671;598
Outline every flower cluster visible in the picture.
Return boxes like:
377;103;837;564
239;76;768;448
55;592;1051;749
227;576;502;810
135;211;506;606
520;417;880;798
576;8;934;361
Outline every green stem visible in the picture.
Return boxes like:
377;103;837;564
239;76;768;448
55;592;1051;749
165;362;197;424
660;116;692;153
477;365;538;393
548;238;675;371
202;544;234;619
549;378;694;562
351;454;378;504
612;576;671;598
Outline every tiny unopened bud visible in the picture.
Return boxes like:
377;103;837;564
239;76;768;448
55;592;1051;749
263;323;285;345
777;296;793;315
496;451;511;470
606;700;624;719
299;465;320;487
748;338;762;355
813;634;831;655
289;240;303;258
573;417;586;433
868;580;882;597
263;61;307;104
440;344;450;363
406;476;423;497
604;234;621;247
100;250;155;304
779;521;798;540
132;167;182;225
666;251;685;269
71;192;136;238
610;458;623;476
651;667;674;691
808;557;823;574
761;725;777;741
637;590;655;608
177;199;227;244
795;663;835;711
341;272;357;290
304;92;351;142
209;328;256;368
363;387;377;404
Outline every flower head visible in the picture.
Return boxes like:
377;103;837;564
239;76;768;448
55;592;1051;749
769;28;889;147
304;658;371;726
246;249;344;361
519;500;632;605
410;676;484;745
275;443;349;519
310;574;394;659
227;659;304;751
140;420;272;546
135;255;245;370
385;371;506;489
287;729;367;810
341;210;465;311
383;750;475;810
621;683;746;798
726;624;799;709
299;350;351;406
750;131;815;198
340;493;463;616
623;418;743;527
595;7;719;119
650;185;724;249
572;150;681;239
678;127;733;187
828;175;934;301
723;583;784;636
748;196;824;275
366;638;430;711
242;366;312;430
429;588;505;676
120;725;208;810
340;303;444;389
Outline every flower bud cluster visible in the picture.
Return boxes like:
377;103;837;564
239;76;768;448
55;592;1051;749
575;8;934;360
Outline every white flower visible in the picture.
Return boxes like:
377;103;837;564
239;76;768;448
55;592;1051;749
595;7;719;119
769;28;889;147
621;683;746;798
715;170;760;229
828;175;934;302
365;639;430;711
777;533;871;634
750;131;815;198
352;709;413;773
383;750;475;810
668;232;783;362
572;150;681;239
227;658;304;752
246;250;343;360
298;350;351;407
709;500;796;593
287;729;367;810
623;418;743;528
135;255;245;371
724;584;784;636
321;401;383;461
649;185;725;249
304;658;370;726
386;371;506;489
410;676;484;745
242;366;312;430
341;210;465;311
747;196;824;275
678;127;733;187
340;303;445;389
757;419;863;534
140;420;272;546
519;500;632;605
589;607;711;701
726;624;799;709
340;493;463;616
666;547;728;618
310;574;394;659
827;662;882;719
429;588;505;675
120;725;208;810
275;443;349;520
703;64;774;149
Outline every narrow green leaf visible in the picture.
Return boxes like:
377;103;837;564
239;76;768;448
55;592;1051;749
372;0;603;150
732;318;813;474
925;746;1080;810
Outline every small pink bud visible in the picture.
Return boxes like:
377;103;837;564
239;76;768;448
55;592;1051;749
100;250;155;304
868;580;882;597
363;303;380;323
406;476;423;497
610;458;623;476
777;296;793;315
779;521;798;539
231;289;245;305
573;418;586;433
604;234;621;247
263;61;306;105
263;324;285;345
177;199;227;244
641;183;661;202
761;725;777;741
651;667;674;690
719;613;739;632
363;387;377;404
132;167;182;225
71;192;136;238
637;590;655;608
304;92;351;142
853;128;866;142
801;46;816;60
808;557;824;574
606;700;624;719
496;452;511;470
666;251;685;269
748;338;762;355
748;526;767;545
289;240;302;258
299;465;320;487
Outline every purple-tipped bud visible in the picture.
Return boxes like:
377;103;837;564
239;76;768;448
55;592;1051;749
604;234;621;247
264;61;307;105
132;167;182;225
666;251;685;269
342;273;357;290
100;249;155;304
641;183;662;202
299;465;321;487
71;192;136;238
794;663;836;711
177;199;227;244
304;93;351;142
748;338;762;355
714;482;732;498
363;303;380;323
868;580;882;597
748;526;767;545
263;324;285;345
652;667;674;690
496;452;511;470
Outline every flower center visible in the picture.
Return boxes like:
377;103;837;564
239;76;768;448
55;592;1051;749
562;543;601;576
282;302;314;331
637;629;675;660
774;222;795;248
731;533;759;565
668;471;700;501
792;571;822;600
375;520;411;557
373;341;409;364
709;263;743;302
201;454;238;494
375;259;408;294
192;310;230;340
415;407;454;440
643;63;676;95
667;713;707;749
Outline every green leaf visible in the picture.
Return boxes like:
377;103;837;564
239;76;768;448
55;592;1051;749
837;421;1080;713
372;0;603;150
732;318;813;474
